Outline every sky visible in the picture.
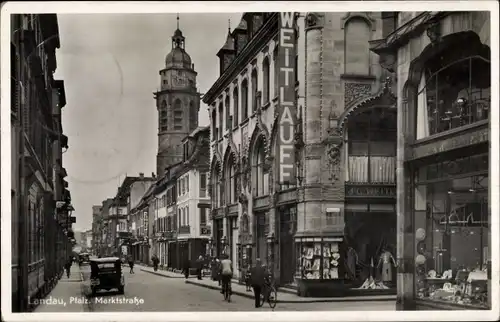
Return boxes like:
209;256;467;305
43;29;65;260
54;13;242;232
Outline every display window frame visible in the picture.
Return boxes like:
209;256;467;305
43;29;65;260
411;152;490;309
294;237;343;281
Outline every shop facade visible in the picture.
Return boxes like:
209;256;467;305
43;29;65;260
370;11;491;310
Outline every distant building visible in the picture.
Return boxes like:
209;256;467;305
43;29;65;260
85;229;93;250
153;16;201;177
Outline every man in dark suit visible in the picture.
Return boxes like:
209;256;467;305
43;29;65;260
249;258;267;308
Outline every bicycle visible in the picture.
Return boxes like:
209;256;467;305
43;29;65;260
260;275;277;309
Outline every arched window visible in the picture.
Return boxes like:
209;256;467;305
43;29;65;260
189;101;196;131
218;102;223;138
251;69;258;112
211;109;217;141
345;18;371;75
225;157;237;204
225;95;231;130
347;109;397;184
415;54;490;139
173;99;183;130
263;57;270;103
212;167;222;208
233;87;239;127
252;138;269;196
160;101;168;131
241;79;249;120
273;47;279;97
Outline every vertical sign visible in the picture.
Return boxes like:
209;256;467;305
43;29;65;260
277;12;297;185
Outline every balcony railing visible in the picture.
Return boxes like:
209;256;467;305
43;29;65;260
179;226;191;234
348;156;396;184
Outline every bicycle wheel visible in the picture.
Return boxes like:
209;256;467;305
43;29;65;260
267;286;277;309
259;289;266;306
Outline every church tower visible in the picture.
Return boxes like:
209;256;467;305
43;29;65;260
154;15;200;177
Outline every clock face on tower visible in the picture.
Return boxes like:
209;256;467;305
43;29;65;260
173;75;185;87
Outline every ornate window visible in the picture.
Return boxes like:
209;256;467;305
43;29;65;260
273;46;279;97
212;167;222;208
233;87;239;127
211;109;217;141
263;57;270;104
344;18;371;75
218;102;224;138
173;99;183;130
251;69;258;112
252;138;269;196
160;101;168;131
225;95;231;130
415;54;490;139
346;109;397;184
225;157;237;204
241;79;249;120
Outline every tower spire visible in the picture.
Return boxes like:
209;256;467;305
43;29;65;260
228;19;231;33
177;13;180;29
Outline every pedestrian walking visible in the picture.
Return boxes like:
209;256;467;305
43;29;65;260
128;255;135;274
250;258;267;308
183;257;190;279
244;264;252;291
64;256;73;278
196;255;204;280
152;255;159;271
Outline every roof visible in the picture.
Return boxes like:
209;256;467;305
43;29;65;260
90;257;120;263
113;176;155;206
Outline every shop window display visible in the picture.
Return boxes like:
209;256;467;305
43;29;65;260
416;54;490;140
413;157;489;308
296;238;342;280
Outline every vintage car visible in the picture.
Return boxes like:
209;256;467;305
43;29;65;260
89;257;125;295
79;253;90;266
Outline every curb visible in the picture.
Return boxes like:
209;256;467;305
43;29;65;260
184;280;396;303
140;268;184;278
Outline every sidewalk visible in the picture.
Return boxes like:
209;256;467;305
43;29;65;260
185;279;396;303
139;264;395;303
34;265;87;312
137;264;185;278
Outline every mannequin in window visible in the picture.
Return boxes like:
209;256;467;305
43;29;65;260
377;248;397;286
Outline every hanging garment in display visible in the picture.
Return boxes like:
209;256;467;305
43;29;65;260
378;251;396;283
346;247;358;279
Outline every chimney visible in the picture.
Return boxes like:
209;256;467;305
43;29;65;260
139;173;144;178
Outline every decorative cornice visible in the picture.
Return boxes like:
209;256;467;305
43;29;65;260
203;13;279;104
338;77;397;133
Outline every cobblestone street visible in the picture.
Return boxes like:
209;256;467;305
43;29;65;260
36;264;395;312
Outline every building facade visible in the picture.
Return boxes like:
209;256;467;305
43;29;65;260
154;18;200;178
91;205;102;254
204;12;402;294
147;127;211;271
128;176;155;263
204;12;305;282
371;11;491;310
10;14;75;312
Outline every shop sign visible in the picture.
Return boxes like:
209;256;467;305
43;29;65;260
346;185;396;198
200;226;212;235
162;231;175;239
277;12;297;186
413;127;488;159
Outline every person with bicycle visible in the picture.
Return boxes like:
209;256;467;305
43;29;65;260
219;254;233;299
249;258;268;308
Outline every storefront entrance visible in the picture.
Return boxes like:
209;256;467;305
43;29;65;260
279;206;297;286
344;209;397;288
